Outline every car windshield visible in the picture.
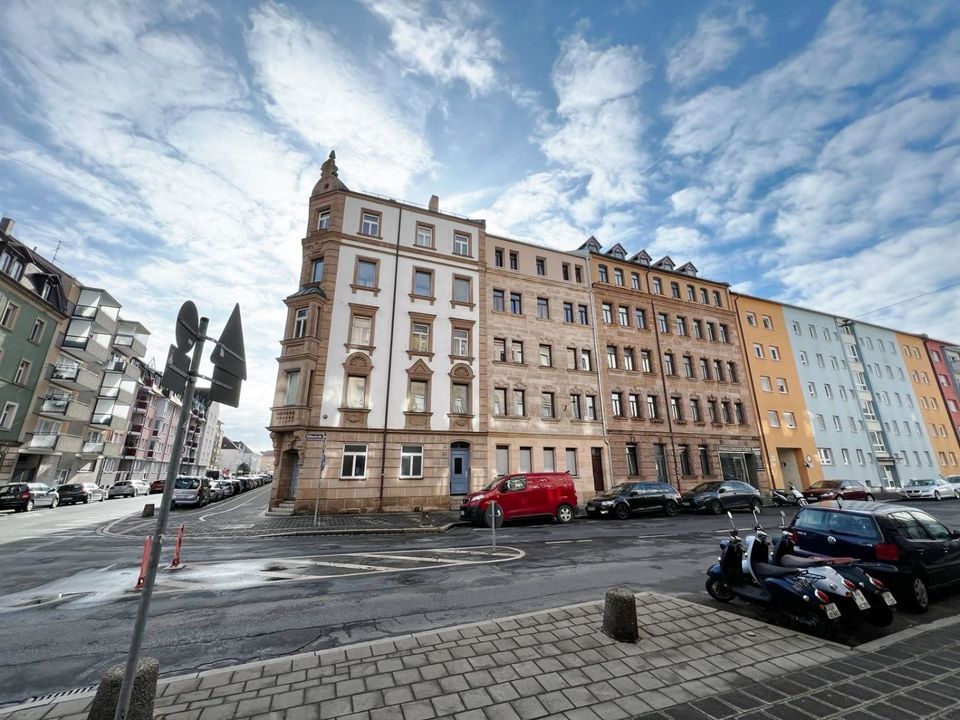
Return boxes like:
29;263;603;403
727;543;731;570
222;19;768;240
599;483;633;497
908;479;935;486
60;484;82;491
482;476;506;491
114;481;130;486
691;482;721;493
0;485;23;496
175;478;201;489
810;481;842;489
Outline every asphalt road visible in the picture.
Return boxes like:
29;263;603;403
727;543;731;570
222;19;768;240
5;491;960;706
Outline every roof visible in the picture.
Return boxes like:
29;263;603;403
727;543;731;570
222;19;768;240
221;437;237;450
0;226;71;316
799;500;911;516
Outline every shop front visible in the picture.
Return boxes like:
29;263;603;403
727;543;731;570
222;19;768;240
718;445;763;489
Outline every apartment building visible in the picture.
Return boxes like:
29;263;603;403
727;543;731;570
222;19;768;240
587;240;766;490
196;401;222;474
899;333;959;474
120;364;183;484
219;437;261;476
926;339;960;448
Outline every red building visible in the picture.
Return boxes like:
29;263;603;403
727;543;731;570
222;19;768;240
925;338;960;449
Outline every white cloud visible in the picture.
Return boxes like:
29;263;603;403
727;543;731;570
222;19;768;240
359;0;502;95
666;4;765;89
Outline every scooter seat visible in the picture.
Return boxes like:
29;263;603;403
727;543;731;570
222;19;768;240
782;554;855;567
753;562;799;578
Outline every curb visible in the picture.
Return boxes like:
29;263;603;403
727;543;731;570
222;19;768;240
854;611;960;653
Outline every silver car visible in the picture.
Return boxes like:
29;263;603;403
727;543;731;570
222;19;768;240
901;477;958;501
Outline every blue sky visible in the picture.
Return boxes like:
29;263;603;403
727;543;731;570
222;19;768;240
1;0;958;451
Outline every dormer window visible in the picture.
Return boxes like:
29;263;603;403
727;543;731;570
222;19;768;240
0;251;23;281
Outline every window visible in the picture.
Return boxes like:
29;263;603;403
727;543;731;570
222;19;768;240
647;395;660;419
400;445;423;477
341;444;368;478
631;273;640;290
1;302;19;329
539;344;552;367
542;392;555;419
699;358;710;380
360;212;380;237
575;266;583;283
13;359;31;385
453;276;472;304
708;400;719;423
283;370;301;405
635;309;647;329
721;401;732;423
453;232;470;256
784;411;796;428
670;396;683;421
833;415;842;431
544;448;556;472
535;257;546;276
519;447;532;473
408;380;428;412
602;303;613;323
451;383;469;414
413;269;433;298
818;448;834;466
493;388;507;415
611;393;623;417
607;346;618;369
496;446;509;474
580;349;592;371
410;322;431;352
769;346;780;360
690;398;702;422
495;248;504;267
800;351;808;366
761;315;773;329
537;297;550;319
760;376;772;392
641;350;652;373
493;338;506;362
713;290;722;307
599;265;609;283
840;449;851;466
29;318;46;343
355;259;378;289
670;282;680;298
713;360;724;381
293;308;309;338
509;251;519;270
614;268;624;286
768;411;780;428
618;306;629;326
664;352;676;376
687;285;696;301
679;445;692;475
570;394;582;419
791;321;801;335
699;446;711;475
316;208;330;230
657;313;669;333
824;384;833;399
808;382;817;398
753;343;763;359
585;396;597;420
452;328;469;357
0;401;18;430
563;302;574;323
683;355;694;378
346;376;367;408
566;448;579;476
578;305;589;324
626;443;639;476
734;402;745;424
561;263;570;280
629;394;640;418
511;340;524;364
815;414;826;430
746;312;757;327
816;353;825;368
623;348;635;371
856;449;866;465
693;320;703;339
415;224;433;248
493;289;505;312
513;390;526;416
311;257;324;283
652;278;662;294
676;316;687;335
706;322;716;341
719;324;729;343
727;362;738;383
697;288;707;304
776;378;788;393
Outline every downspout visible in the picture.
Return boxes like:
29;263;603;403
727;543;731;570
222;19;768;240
378;206;402;512
733;295;776;490
645;269;682;488
583;252;611;490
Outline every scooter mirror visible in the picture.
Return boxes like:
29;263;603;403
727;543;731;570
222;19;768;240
726;510;736;531
752;509;761;528
780;510;786;528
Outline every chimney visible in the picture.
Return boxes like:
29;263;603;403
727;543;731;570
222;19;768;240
0;217;14;236
428;195;439;213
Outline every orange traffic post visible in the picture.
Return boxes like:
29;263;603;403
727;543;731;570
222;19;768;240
169;523;185;569
134;536;152;591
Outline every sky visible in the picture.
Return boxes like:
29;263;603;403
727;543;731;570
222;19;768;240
1;0;958;452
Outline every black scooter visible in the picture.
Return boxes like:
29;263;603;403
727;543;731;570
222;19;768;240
772;485;807;507
705;512;842;638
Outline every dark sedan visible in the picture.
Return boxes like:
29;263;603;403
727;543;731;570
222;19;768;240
56;483;106;504
789;501;960;612
150;479;165;494
586;482;681;519
802;480;874;503
0;482;60;512
680;480;761;514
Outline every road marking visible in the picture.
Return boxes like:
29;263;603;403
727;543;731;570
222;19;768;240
198;484;270;521
308;559;395;571
634;534;682;539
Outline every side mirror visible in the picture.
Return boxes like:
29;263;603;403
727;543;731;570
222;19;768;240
780;510;787;527
718;487;727;494
951;530;960;539
629;491;640;497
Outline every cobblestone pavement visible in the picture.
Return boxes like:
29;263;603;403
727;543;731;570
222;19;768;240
1;592;850;719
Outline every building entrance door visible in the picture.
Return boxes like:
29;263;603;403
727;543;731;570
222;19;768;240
450;442;470;495
591;447;605;492
285;451;300;500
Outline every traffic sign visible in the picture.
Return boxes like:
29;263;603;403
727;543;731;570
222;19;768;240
305;432;326;441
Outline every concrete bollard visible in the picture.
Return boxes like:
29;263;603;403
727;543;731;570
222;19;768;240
141;504;155;518
602;587;639;643
87;657;159;720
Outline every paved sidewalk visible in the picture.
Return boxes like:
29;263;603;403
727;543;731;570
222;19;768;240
0;592;850;719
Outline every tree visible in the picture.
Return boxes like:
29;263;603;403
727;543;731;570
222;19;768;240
237;462;250;474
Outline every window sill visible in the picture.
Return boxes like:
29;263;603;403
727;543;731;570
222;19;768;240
449;355;475;364
571;418;600;424
350;283;381;296
409;294;436;306
540;416;560;423
447;412;474;419
450;300;476;311
357;232;383;240
650;418;665;424
345;343;376;353
694;421;707;426
494;415;529;421
407;350;435;360
340;476;367;481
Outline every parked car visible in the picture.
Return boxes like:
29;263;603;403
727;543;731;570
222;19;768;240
901;478;958;501
0;482;60;512
57;483;106;504
108;480;142;499
680;480;761;514
946;475;960;495
213;480;234;499
150;479;165;494
460;472;578;527
801;480;874;503
788;500;960;612
586;482;681;519
228;479;242;495
208;482;223;502
172;476;210;508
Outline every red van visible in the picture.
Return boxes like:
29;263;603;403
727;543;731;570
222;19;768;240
459;472;578;527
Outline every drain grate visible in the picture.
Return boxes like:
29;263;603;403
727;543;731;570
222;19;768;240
30;684;98;702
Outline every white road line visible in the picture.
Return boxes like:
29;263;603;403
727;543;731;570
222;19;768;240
634;534;682;539
349;552;468;564
198;485;270;522
545;540;574;544
308;560;395;572
432;549;516;557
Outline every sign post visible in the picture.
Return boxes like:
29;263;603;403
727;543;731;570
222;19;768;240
309;433;326;528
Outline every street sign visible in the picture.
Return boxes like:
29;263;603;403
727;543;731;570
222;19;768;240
305;432;326;441
160;344;189;394
210;304;246;379
175;301;200;351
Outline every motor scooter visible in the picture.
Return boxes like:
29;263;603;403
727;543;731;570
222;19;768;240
770;511;896;628
772;485;807;507
705;512;842;638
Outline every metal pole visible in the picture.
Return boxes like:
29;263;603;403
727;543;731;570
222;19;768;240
114;317;208;720
314;435;326;528
491;500;496;550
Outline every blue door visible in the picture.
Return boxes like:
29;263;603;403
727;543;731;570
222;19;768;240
450;444;470;495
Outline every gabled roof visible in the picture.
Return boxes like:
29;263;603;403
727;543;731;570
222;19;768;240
577;236;602;253
629;250;651;265
605;243;628;259
221;437;237;450
287;286;327;302
676;261;698;277
653;256;675;270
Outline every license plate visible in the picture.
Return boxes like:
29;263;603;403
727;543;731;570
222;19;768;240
825;603;841;619
852;589;871;610
459;510;465;518
882;591;896;606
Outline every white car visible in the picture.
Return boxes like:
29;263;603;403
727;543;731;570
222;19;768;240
946;475;960;496
901;477;958;501
108;479;149;498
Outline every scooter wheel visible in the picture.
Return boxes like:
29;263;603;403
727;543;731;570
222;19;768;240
799;612;838;640
705;577;735;603
867;604;894;628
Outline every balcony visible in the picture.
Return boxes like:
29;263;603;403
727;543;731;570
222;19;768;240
90;401;130;431
123;445;139;458
61;327;111;364
22;433;83;455
37;396;91;423
129;423;144;436
269;406;311;428
80;441;105;456
113;319;149;358
48;363;100;393
72;288;120;335
103;441;124;458
98;372;136;404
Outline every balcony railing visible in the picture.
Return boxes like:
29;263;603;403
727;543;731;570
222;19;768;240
82;441;105;455
24;433;83;454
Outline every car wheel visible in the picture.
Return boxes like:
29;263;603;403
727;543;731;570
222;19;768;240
614;503;630;521
483;504;504;528
709;499;723;515
903;576;930;613
935;491;942;501
83;498;89;504
50;496;58;509
865;494;874;502
100;495;105;502
556;504;575;524
750;498;762;513
705;576;735;603
664;500;679;517
25;499;33;512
